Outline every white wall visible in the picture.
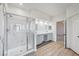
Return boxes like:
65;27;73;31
67;4;79;18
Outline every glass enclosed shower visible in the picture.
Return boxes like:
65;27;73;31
0;4;36;56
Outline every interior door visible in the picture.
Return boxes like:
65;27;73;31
57;21;64;41
6;13;27;56
70;14;79;54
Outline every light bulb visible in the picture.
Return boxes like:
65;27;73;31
19;3;23;5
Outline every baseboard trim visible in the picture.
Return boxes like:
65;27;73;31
37;40;53;48
67;48;79;56
21;49;35;56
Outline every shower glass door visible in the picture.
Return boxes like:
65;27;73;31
6;13;27;56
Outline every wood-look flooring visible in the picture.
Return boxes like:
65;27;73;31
26;41;78;56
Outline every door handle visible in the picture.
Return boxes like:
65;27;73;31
64;34;67;36
77;36;79;37
6;28;10;32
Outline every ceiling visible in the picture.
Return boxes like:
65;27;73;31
7;3;70;17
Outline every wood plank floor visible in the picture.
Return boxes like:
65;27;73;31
26;41;78;56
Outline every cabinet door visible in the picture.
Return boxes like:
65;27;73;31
37;35;43;45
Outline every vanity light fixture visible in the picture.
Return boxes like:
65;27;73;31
19;3;23;5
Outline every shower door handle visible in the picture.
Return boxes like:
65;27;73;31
6;28;10;32
0;36;1;40
64;34;67;36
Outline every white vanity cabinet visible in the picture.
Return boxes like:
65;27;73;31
36;32;53;45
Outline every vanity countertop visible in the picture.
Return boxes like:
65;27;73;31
36;31;53;35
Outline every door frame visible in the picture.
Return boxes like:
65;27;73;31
56;20;67;48
64;20;67;48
